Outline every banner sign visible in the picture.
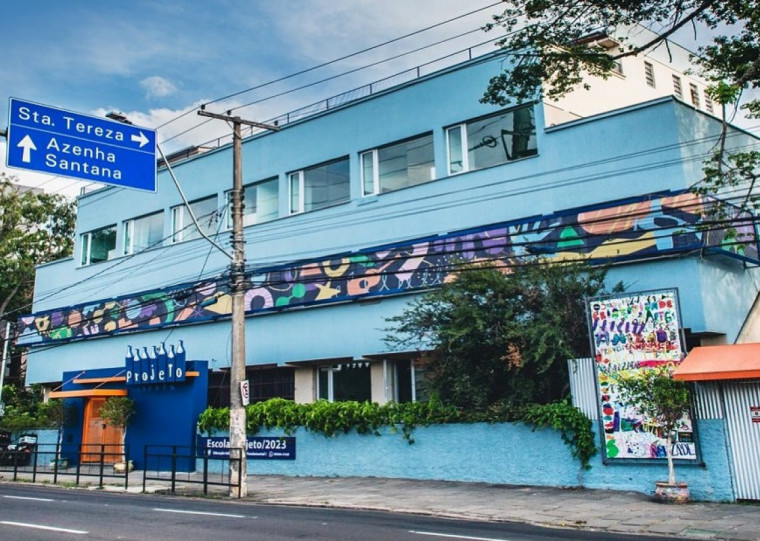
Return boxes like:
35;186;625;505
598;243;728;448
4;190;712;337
588;289;697;461
125;341;186;385
201;437;296;460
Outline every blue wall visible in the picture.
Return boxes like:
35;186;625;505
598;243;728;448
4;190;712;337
59;361;208;469
201;420;734;502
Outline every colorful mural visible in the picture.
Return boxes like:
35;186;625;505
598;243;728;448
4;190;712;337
588;289;697;461
17;190;759;346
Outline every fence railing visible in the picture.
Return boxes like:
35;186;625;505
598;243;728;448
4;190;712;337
0;442;243;496
142;445;243;497
0;442;130;489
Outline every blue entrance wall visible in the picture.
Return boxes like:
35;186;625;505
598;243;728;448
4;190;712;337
201;419;734;501
61;361;207;469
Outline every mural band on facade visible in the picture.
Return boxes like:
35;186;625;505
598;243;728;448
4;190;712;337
18;191;759;346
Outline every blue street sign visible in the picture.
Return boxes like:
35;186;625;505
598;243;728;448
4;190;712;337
5;98;156;192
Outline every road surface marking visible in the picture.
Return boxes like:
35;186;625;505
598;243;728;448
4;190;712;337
409;531;513;541
153;508;246;518
3;495;55;502
1;521;87;534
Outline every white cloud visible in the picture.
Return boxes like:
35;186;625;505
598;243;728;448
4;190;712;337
140;76;178;99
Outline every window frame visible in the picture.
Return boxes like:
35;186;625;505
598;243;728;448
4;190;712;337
288;156;350;215
226;177;279;229
689;83;701;108
446;105;537;176
672;75;683;99
123;211;164;255
317;362;372;402
704;91;714;114
170;195;219;244
644;61;655;88
80;224;117;266
360;132;435;197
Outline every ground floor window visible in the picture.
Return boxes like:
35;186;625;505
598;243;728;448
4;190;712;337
207;366;294;408
318;362;371;402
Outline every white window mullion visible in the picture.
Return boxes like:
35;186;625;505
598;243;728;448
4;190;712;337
123;221;133;255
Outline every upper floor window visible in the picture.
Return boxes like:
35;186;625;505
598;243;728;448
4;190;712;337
123;211;163;255
80;225;116;265
288;157;349;214
171;195;219;243
361;133;435;196
227;177;279;228
704;91;714;114
672;75;683;99
689;83;701;108
446;105;537;175
644;61;655;87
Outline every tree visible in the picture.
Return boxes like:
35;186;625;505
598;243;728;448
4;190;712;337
39;398;76;450
386;260;613;410
98;396;135;464
617;367;692;486
0;383;47;432
0;173;76;322
482;1;759;222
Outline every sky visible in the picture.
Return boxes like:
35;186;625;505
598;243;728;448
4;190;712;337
1;0;502;197
1;1;755;198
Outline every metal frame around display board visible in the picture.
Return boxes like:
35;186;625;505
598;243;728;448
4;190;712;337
585;288;702;465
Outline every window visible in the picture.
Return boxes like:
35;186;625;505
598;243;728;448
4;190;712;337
446;105;537;175
610;57;623;75
672;75;683;99
123;211;163;254
318;362;371;402
644;62;655;87
227;177;279;228
361;133;435;196
689;83;700;108
289;157;350;214
392;359;415;403
80;225;116;265
171;196;219;243
207;367;294;408
704;91;714;114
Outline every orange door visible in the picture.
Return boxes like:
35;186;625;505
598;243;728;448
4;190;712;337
81;398;123;463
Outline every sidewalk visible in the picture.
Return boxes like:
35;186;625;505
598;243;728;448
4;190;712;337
5;470;760;540
236;476;760;540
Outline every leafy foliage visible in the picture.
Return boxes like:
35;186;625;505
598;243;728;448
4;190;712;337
521;399;597;470
0;384;48;431
0;173;76;321
617;367;692;483
385;260;611;409
98;396;135;430
482;1;760;222
198;398;596;468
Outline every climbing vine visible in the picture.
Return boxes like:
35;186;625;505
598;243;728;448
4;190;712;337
198;398;596;468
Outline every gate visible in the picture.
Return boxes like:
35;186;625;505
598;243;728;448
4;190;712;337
723;380;760;500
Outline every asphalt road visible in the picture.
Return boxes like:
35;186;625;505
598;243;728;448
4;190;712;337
0;484;674;541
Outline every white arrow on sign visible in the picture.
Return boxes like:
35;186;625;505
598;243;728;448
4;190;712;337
17;135;37;163
131;131;149;148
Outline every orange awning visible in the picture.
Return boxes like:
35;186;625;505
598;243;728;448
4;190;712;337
49;389;128;399
674;343;760;381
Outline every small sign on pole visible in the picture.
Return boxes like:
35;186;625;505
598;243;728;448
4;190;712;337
751;406;760;423
240;380;250;406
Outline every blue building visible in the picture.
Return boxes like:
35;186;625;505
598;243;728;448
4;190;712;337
19;50;760;463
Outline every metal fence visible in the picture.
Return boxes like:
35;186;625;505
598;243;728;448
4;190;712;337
0;442;130;489
142;445;243;497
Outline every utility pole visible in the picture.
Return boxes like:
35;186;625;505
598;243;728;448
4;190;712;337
198;108;279;497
